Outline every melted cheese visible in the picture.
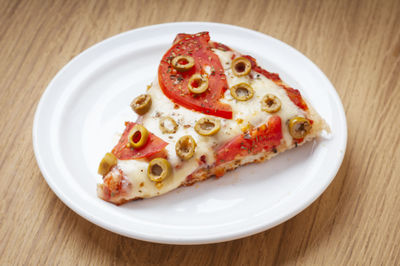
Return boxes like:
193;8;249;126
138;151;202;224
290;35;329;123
117;49;306;199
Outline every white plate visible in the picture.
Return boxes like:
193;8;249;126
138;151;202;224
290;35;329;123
33;22;347;244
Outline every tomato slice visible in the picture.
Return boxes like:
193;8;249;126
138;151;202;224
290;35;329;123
112;122;168;160
243;55;308;111
210;41;232;52
173;33;193;45
158;32;233;119
279;84;308;111
216;116;283;165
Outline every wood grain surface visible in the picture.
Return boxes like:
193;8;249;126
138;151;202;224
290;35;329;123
1;0;399;265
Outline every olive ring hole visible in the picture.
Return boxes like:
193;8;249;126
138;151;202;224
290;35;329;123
151;164;163;176
180;140;191;153
132;131;142;143
236;86;250;97
178;59;189;65
235;62;246;73
191;78;202;88
201;122;215;130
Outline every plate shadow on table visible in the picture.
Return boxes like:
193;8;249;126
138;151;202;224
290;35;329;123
67;148;355;265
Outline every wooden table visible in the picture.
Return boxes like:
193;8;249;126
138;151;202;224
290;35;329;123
1;0;399;264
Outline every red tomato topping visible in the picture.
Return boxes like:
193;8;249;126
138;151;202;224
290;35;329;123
243;55;308;111
112;122;168;160
158;32;233;119
173;33;193;45
216;116;283;165
210;41;232;52
280;84;308;111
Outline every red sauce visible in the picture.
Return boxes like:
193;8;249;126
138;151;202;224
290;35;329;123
112;122;168;160
243;55;308;111
158;32;233;119
216;116;283;165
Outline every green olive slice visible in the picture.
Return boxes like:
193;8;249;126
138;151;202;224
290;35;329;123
98;152;117;176
130;94;152;115
194;117;221;136
230;83;254;101
171;55;195;72
159;116;178;134
288;117;312;139
261;94;282;113
231;57;251;77
188;74;209;94
147;158;171;182
128;124;149;149
175;135;197;160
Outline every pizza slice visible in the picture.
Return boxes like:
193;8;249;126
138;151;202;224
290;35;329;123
97;32;329;205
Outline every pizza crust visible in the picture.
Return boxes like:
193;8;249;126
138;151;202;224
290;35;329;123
97;93;329;204
97;32;331;205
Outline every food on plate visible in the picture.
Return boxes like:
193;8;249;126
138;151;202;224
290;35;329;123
97;32;329;205
175;135;197;160
230;83;254;101
194;117;221;136
147;158;171;182
130;94;152;115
